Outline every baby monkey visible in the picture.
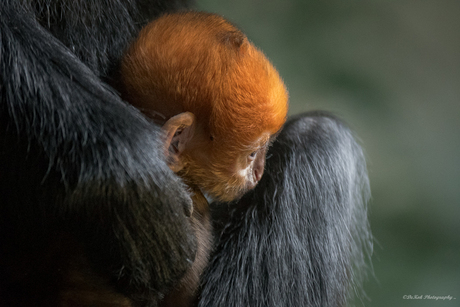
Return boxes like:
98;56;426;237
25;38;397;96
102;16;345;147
121;11;288;306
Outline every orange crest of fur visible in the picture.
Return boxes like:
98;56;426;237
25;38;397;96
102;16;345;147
121;11;288;148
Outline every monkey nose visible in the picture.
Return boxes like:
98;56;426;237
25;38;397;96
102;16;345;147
253;155;265;183
254;167;264;182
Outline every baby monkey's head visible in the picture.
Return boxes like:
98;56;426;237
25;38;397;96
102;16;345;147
121;11;288;202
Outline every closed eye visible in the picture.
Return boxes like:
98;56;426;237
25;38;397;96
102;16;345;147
248;151;257;163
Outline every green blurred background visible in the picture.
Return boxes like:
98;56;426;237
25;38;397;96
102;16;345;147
196;0;460;306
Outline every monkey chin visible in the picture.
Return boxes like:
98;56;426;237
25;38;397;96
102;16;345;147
203;180;254;204
178;160;256;203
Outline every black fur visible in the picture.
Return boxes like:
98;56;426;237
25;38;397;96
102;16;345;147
1;1;371;306
1;0;194;305
199;112;372;307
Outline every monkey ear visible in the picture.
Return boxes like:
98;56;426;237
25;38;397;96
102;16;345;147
162;112;196;172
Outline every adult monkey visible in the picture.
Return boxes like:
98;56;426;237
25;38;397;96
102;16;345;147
0;0;196;306
0;1;372;307
199;112;372;307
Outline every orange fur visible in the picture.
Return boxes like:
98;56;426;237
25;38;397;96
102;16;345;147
121;11;288;201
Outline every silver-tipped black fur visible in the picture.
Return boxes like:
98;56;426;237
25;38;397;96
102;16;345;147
1;0;371;305
200;112;372;307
